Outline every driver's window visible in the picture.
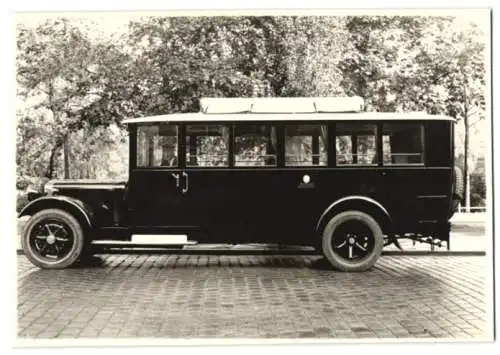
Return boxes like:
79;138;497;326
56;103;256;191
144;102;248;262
137;124;178;167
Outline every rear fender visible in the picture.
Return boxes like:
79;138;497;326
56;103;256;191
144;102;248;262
18;195;94;231
316;195;393;236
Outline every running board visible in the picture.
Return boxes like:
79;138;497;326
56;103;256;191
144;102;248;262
92;234;198;247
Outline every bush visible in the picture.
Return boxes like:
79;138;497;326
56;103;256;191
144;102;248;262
470;172;486;207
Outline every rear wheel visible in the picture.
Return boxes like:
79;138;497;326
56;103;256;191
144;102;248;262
21;209;85;269
322;211;384;272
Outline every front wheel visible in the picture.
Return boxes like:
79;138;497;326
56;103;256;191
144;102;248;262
321;211;384;272
21;209;85;269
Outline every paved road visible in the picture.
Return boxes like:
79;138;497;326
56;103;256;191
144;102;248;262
17;253;490;340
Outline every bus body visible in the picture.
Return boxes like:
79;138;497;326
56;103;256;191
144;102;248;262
19;97;458;271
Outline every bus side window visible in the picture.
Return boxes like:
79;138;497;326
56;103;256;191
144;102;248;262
383;123;424;165
285;125;327;166
185;125;229;167
335;123;377;166
234;125;277;167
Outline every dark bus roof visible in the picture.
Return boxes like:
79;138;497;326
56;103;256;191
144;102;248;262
123;97;455;124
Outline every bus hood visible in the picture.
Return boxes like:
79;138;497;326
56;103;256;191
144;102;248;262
45;179;127;193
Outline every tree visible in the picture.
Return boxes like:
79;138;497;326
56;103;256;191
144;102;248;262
243;16;348;97
414;19;486;209
16;18;132;179
58;125;128;180
127;15;349;111
127;16;266;115
339;16;449;111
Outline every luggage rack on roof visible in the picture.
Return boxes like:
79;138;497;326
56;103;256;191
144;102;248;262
199;96;365;115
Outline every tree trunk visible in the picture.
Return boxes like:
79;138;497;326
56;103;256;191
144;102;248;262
45;140;62;179
463;83;469;212
45;144;59;179
63;135;70;179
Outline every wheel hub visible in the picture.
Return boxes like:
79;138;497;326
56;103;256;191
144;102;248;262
331;220;376;263
29;220;75;262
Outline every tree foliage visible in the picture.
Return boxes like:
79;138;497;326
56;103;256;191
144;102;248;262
16;18;131;178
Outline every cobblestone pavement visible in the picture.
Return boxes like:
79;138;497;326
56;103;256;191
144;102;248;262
17;254;38;279
17;254;490;340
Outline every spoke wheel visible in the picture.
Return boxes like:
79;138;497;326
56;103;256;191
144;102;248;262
29;220;74;262
322;210;384;272
22;209;85;269
331;221;376;262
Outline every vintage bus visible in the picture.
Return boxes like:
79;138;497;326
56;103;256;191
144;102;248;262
19;96;460;272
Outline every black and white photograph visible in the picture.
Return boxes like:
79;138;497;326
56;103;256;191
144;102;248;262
8;3;495;350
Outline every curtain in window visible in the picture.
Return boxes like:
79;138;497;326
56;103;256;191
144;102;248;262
320;125;328;147
265;126;277;165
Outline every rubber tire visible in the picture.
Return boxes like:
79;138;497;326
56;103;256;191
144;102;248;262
21;209;85;269
322;210;384;272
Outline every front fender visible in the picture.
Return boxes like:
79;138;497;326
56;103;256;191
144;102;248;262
18;195;94;230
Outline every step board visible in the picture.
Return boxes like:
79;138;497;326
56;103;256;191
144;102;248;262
93;234;197;246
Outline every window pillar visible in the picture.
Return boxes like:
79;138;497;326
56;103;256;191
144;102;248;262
277;123;285;168
178;124;185;168
312;133;319;165
189;134;198;166
352;135;358;164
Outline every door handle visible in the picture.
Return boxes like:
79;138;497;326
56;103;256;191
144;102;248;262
171;173;180;188
181;171;189;194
